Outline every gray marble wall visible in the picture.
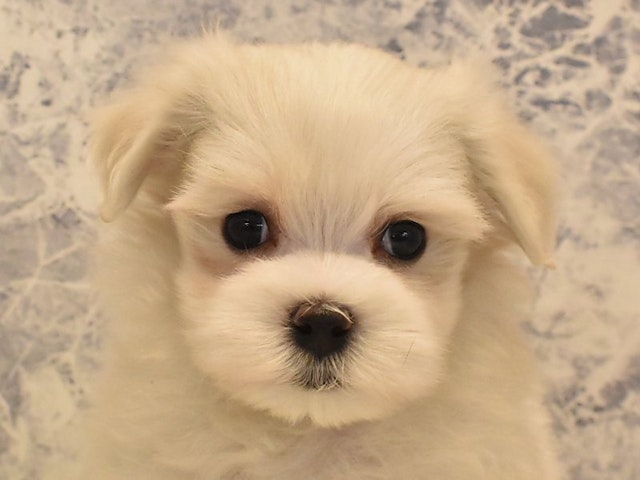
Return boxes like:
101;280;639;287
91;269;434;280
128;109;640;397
1;1;639;479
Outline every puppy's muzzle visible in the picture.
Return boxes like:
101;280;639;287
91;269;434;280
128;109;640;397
290;302;354;360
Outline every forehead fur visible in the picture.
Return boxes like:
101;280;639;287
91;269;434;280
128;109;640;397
168;37;489;243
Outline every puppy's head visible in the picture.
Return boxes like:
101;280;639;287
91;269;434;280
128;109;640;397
92;35;556;427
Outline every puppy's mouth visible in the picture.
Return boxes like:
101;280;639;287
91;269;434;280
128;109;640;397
290;353;345;391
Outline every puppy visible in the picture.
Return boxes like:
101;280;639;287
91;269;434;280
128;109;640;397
78;34;561;479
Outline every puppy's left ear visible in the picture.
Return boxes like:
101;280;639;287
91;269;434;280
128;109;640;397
444;61;558;267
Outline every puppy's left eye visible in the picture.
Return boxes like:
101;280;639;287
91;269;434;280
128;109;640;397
223;210;269;251
381;220;427;261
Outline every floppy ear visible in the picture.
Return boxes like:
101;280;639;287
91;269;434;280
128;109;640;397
90;41;222;222
444;62;558;267
91;84;211;222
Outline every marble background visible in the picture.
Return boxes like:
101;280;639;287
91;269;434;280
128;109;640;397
1;0;639;479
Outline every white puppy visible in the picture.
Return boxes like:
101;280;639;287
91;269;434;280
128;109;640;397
78;34;561;479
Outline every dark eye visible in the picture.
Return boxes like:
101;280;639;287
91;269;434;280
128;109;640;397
223;210;269;251
381;220;427;261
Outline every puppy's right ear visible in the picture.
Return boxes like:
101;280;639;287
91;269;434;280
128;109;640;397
90;41;223;222
91;92;164;222
92;82;212;222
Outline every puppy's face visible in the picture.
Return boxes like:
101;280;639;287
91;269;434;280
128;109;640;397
93;36;556;427
170;101;483;427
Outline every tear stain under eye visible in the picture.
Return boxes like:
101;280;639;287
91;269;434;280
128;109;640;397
192;245;241;275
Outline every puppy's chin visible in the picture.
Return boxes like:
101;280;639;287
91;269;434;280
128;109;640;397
178;253;451;428
232;382;412;428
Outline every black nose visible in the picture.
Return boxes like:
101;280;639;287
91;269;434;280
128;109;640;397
290;303;353;359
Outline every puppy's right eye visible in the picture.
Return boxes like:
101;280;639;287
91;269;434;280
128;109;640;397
223;210;269;251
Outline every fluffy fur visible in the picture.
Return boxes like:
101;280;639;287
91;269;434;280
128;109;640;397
70;34;561;479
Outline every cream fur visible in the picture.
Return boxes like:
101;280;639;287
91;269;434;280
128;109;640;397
64;34;561;479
